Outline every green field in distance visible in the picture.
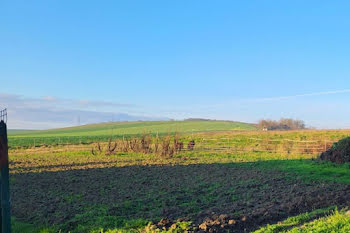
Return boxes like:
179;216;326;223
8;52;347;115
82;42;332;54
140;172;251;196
9;120;256;137
7;120;256;148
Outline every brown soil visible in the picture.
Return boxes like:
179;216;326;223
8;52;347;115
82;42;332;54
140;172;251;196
10;162;350;232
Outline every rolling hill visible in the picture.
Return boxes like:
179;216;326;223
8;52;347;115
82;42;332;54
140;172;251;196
7;120;256;148
9;120;256;137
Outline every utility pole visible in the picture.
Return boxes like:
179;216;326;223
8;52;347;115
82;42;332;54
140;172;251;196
0;109;11;233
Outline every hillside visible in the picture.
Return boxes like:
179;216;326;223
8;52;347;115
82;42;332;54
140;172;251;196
9;120;256;138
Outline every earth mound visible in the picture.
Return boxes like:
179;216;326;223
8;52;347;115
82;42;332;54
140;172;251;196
320;137;350;163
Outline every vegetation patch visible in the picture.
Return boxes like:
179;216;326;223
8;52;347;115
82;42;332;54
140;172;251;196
320;137;350;163
254;208;350;233
8;129;350;232
10;153;350;232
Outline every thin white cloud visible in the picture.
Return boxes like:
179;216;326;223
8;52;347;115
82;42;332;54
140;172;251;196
182;88;350;110
0;93;134;110
253;89;350;102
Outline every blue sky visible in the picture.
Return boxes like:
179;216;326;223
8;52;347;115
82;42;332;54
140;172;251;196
1;0;350;129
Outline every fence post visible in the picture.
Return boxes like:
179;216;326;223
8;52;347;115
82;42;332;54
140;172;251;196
0;112;11;233
227;138;230;152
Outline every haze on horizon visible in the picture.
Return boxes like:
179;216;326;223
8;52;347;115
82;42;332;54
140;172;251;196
1;1;350;129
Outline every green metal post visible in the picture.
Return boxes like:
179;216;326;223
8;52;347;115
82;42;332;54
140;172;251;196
0;120;11;233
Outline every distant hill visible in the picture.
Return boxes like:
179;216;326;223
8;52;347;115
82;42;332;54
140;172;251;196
9;120;256;138
184;118;242;122
8;129;35;134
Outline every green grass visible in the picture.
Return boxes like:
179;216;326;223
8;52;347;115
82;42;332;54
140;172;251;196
9;120;255;137
254;209;350;233
8;121;350;152
12;218;55;233
247;159;350;184
18;206;350;233
8;120;255;148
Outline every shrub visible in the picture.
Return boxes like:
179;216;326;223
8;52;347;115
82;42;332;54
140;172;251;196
320;137;350;163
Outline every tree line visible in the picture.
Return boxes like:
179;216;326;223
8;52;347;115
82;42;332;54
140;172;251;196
258;118;306;130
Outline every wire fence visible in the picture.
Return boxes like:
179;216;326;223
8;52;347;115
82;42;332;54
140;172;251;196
10;136;338;155
199;137;336;154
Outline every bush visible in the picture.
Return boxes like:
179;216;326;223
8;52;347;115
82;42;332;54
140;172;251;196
320;137;350;163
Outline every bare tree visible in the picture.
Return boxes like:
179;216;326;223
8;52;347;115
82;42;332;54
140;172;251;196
258;118;306;131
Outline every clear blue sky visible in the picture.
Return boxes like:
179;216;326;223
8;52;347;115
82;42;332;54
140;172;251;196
1;0;350;129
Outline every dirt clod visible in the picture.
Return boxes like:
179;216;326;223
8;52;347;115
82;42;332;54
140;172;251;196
158;218;171;227
228;219;236;225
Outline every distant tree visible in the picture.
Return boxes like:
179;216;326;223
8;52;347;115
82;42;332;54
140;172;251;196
258;118;306;131
184;118;212;121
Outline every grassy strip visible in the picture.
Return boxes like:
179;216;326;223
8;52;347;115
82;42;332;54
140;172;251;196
12;218;55;233
247;159;350;184
94;221;192;233
253;208;350;233
9;121;255;137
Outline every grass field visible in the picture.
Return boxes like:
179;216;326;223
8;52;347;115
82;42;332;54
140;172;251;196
8;120;256;148
7;124;350;233
9;120;256;137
